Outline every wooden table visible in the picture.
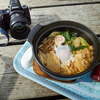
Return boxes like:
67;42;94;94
0;0;100;100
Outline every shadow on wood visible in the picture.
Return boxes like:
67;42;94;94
0;56;18;100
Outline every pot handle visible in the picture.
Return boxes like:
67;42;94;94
97;34;100;40
96;34;100;62
28;24;42;44
97;34;100;46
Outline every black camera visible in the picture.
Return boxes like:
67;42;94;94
0;0;31;40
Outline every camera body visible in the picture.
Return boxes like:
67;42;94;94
0;0;31;40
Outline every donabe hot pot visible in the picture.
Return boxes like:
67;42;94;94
28;21;100;81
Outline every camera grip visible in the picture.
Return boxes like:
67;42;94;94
28;24;42;45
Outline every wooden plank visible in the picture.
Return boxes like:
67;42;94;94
0;45;21;75
0;0;97;8
30;4;100;34
24;0;97;7
0;73;58;100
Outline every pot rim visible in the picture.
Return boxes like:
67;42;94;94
31;21;100;80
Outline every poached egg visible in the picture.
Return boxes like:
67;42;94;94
55;45;74;64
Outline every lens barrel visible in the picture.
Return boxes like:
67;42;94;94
10;11;30;39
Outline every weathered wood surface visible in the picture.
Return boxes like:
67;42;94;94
0;0;100;100
30;4;100;34
0;0;98;8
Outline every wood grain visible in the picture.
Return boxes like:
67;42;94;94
0;0;98;8
30;4;100;34
0;73;58;100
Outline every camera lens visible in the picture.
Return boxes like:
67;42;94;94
10;8;30;40
10;22;30;40
13;23;26;33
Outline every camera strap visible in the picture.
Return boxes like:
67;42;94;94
0;28;9;46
